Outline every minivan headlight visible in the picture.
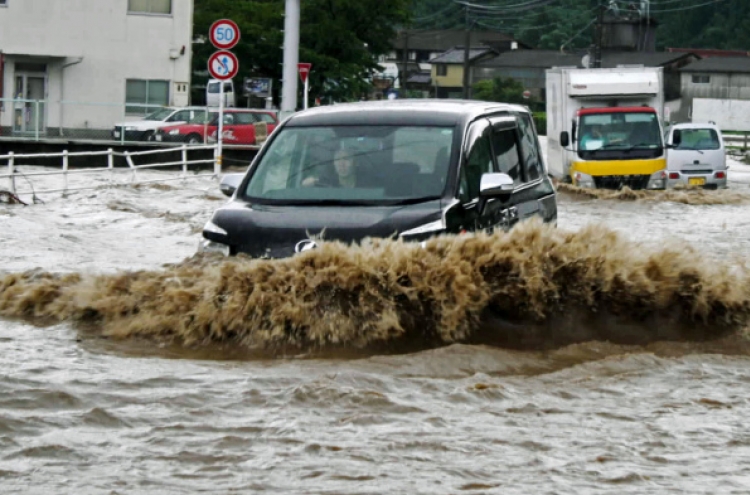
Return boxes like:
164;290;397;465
203;219;227;235
400;219;446;239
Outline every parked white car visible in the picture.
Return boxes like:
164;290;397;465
664;122;727;189
112;107;211;142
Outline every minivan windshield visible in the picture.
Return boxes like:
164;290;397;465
244;125;455;205
673;128;721;150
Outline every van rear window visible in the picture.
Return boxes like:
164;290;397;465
673;128;720;150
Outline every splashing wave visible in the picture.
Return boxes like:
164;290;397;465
1;221;749;353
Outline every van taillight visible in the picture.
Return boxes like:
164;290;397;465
715;171;726;179
668;172;679;179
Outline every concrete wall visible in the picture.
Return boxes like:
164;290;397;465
0;0;193;134
692;98;750;131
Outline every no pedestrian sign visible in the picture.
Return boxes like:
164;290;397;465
208;50;239;81
209;19;240;50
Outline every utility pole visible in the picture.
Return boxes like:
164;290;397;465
592;1;604;68
401;30;409;95
462;7;472;99
280;0;300;121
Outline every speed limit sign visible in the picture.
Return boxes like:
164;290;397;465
209;19;240;50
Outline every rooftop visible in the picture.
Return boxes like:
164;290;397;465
430;47;496;64
392;29;519;52
680;56;750;74
475;49;696;69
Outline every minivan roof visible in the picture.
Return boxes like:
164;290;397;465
286;99;530;127
670;122;720;130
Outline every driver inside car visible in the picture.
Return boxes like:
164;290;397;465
302;149;359;188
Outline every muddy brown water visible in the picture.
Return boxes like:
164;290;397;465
2;186;750;494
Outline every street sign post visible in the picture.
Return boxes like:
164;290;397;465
209;19;240;50
298;63;311;110
208;19;241;175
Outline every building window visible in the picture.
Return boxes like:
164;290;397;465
126;79;170;115
128;0;171;15
0;0;7;6
436;64;447;76
691;75;710;84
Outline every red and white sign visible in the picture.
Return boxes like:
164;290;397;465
209;19;241;50
298;63;312;83
208;50;239;81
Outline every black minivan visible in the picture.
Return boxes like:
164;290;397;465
200;100;557;258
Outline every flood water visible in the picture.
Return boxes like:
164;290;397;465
2;158;750;494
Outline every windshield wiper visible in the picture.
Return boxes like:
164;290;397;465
289;199;377;206
621;142;660;151
381;196;440;206
676;146;704;154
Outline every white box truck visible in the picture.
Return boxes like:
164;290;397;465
546;66;667;189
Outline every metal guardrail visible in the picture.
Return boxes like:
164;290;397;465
723;133;750;149
0;144;221;197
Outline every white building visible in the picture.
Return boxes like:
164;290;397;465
0;0;194;137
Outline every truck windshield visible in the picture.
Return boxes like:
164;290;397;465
578;112;662;157
243;125;455;205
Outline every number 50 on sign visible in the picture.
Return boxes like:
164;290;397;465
209;19;240;50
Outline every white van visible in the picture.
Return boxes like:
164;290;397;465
206;79;236;108
664;122;727;189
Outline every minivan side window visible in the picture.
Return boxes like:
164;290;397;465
459;120;494;202
516;113;543;181
490;127;523;184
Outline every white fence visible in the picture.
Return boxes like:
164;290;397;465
1;144;221;198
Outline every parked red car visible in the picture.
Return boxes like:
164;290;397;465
156;109;277;145
207;109;278;145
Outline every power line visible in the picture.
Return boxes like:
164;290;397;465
454;0;560;12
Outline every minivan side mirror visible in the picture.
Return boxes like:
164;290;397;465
219;173;244;197
560;131;570;148
477;172;514;215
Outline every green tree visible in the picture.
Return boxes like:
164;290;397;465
473;77;528;105
193;0;411;106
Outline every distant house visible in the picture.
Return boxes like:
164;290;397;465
472;50;698;102
429;47;497;99
0;0;194;137
391;29;525;65
677;57;750;124
472;51;581;101
376;29;527;96
680;57;750;100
